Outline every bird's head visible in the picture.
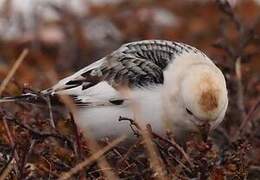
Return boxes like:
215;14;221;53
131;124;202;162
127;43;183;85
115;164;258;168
180;63;228;130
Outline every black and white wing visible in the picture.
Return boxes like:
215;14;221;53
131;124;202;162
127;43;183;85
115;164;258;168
42;40;200;106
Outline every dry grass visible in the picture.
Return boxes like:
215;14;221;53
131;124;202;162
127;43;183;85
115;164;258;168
58;135;126;180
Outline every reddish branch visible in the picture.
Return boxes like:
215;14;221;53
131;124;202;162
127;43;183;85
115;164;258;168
119;116;194;170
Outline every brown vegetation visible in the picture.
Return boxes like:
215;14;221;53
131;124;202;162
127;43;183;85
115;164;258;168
0;0;259;179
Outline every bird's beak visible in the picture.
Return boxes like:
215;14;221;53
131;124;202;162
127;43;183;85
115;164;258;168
197;121;211;141
190;117;211;141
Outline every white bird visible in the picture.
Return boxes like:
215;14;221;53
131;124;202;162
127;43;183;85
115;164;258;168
1;40;228;139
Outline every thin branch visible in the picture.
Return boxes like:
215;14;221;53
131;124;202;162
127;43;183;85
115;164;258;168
151;131;194;169
216;0;241;31
120;116;194;170
19;139;36;179
234;98;260;140
70;112;83;160
119;116;140;137
117;138;142;167
235;57;246;120
0;49;28;95
0;157;15;180
46;96;56;129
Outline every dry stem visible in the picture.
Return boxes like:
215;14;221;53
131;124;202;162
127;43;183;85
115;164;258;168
58;135;126;180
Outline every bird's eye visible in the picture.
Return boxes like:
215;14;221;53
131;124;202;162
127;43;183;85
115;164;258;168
186;108;193;115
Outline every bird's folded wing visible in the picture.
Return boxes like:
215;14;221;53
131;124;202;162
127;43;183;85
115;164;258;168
42;40;197;106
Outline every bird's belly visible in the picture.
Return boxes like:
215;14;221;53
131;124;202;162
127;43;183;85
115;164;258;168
75;88;164;139
76;105;134;138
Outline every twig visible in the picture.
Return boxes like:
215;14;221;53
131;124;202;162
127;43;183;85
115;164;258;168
119;116;168;179
0;157;15;180
85;138;120;180
154;139;192;175
69;111;86;180
0;49;28;95
152;140;171;172
46;95;56;128
58;135;126;180
119;116;140;137
0;145;17;179
168;150;192;174
235;57;246;120
69;112;83;160
37;163;59;178
39;156;56;179
19;139;36;179
120;115;192;178
215;0;241;31
117;138;142;166
88;167;115;175
234;98;260;140
141;126;167;179
250;165;260;172
2;117;19;161
118;162;137;175
147;125;194;169
151;131;194;169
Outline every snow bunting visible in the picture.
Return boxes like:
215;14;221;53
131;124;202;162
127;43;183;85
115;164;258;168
0;40;228;139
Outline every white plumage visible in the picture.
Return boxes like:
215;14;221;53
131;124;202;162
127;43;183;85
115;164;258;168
1;40;229;139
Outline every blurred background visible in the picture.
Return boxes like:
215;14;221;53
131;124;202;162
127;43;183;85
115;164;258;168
0;0;258;88
0;0;259;179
